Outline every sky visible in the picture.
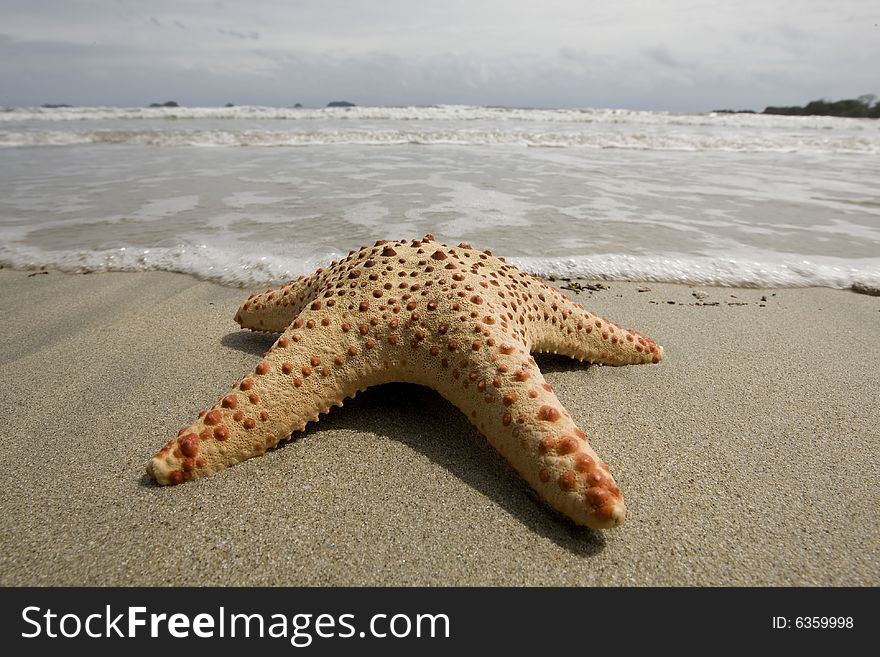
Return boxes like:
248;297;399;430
0;0;877;110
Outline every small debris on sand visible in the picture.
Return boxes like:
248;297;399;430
851;282;880;297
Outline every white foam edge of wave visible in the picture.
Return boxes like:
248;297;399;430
2;242;878;290
0;242;338;288
512;254;880;289
2;104;876;131
1;128;876;154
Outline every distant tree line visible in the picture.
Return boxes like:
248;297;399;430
763;94;880;118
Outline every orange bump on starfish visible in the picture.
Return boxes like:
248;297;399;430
146;235;663;529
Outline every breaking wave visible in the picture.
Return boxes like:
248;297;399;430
2;104;878;154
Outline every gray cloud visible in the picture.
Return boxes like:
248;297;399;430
217;28;259;41
0;0;877;110
643;46;683;69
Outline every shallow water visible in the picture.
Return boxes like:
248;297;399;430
1;105;878;287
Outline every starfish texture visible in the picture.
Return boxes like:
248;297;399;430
147;236;663;528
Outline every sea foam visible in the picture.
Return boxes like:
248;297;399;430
2;104;878;154
3;241;878;290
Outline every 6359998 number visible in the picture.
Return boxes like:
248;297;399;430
797;617;853;629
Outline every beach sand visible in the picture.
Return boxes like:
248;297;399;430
0;268;877;586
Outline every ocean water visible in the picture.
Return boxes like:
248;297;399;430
1;105;878;288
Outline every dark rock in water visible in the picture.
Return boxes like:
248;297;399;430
294;103;303;108
711;109;756;114
41;103;73;108
149;101;180;108
225;103;235;107
326;100;356;108
851;282;880;297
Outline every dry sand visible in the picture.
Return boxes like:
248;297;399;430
0;268;877;586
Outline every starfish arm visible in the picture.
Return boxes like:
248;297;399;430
404;332;626;528
526;286;663;366
233;272;325;333
147;308;395;485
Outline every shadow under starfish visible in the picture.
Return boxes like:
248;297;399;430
290;378;606;554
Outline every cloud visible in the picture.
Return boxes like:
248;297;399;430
0;0;877;109
217;28;260;40
643;46;683;69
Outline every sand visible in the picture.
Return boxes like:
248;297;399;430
0;268;877;586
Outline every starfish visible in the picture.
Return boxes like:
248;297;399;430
147;236;663;528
